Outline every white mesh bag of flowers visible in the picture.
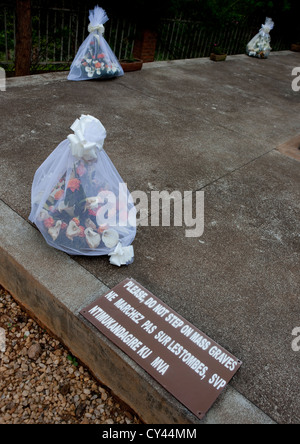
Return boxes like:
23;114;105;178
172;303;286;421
68;6;124;81
246;17;274;59
29;115;136;267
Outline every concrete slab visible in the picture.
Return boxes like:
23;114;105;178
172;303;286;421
1;52;299;423
0;200;274;424
76;150;300;424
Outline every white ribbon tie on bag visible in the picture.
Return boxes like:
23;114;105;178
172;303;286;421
67;115;106;161
88;23;105;35
88;24;105;46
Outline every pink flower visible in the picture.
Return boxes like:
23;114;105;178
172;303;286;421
79;226;85;238
76;163;87;177
54;189;64;200
44;217;55;228
67;178;81;192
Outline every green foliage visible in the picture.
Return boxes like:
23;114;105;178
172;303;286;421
212;44;226;55
103;0;176;29
1;0;299;70
67;354;78;367
104;0;299;38
169;0;294;22
164;0;300;42
0;9;15;61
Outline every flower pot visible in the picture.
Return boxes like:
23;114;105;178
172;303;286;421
120;59;143;72
210;53;227;62
291;44;300;52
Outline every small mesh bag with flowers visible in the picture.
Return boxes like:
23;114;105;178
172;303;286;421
29;115;136;266
68;5;124;81
246;17;274;59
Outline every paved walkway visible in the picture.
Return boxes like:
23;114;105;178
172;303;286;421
0;51;299;424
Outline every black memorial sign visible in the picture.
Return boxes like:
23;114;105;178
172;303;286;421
80;278;242;420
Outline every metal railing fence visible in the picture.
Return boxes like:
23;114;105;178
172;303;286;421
0;3;290;69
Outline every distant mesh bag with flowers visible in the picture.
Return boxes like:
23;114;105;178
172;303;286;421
246;17;274;59
29;115;136;266
68;6;124;81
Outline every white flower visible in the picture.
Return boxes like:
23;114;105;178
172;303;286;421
37;209;49;221
85;196;100;210
66;220;81;240
108;242;134;267
84;228;101;249
57;201;75;217
102;229;119;249
111;64;118;74
34;191;45;205
85;218;97;230
48;220;62;241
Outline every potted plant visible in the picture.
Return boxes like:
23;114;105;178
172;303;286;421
291;42;300;52
120;57;143;72
210;44;227;62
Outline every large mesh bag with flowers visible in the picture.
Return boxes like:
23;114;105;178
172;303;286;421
68;6;124;81
29;115;136;266
246;18;274;59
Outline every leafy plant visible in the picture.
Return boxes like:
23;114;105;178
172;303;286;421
212;43;226;54
67;354;78;367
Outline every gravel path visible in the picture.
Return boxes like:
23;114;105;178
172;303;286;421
0;286;142;424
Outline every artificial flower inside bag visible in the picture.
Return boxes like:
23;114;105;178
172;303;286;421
29;115;136;266
246;17;274;59
68;5;124;81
